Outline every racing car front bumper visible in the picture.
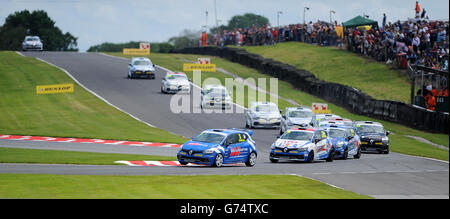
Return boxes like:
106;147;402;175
202;101;232;109
177;151;215;165
23;45;43;51
360;141;389;153
164;85;191;94
131;71;155;79
252;120;281;129
270;149;307;162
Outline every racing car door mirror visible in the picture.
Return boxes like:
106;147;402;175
128;63;132;67
386;131;391;136
153;64;156;67
314;139;321;144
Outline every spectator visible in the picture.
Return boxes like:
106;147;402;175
415;1;421;19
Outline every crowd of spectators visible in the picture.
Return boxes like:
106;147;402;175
210;21;343;48
207;5;448;72
347;19;449;72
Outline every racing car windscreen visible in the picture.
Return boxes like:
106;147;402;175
26;37;39;41
327;129;346;138
255;105;278;112
281;131;314;141
355;125;385;134
191;133;226;144
167;75;187;80
207;88;229;97
134;60;152;66
289;111;314;118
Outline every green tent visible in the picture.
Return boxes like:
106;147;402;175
343;16;379;28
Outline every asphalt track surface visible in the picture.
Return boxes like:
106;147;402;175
2;51;448;199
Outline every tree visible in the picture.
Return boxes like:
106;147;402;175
0;10;78;51
168;29;202;49
227;13;270;30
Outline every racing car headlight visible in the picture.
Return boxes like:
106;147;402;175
271;144;276;150
203;148;216;154
382;137;389;144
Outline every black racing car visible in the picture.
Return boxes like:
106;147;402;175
353;121;390;154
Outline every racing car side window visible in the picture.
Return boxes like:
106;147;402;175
313;131;322;143
225;134;240;146
238;133;248;142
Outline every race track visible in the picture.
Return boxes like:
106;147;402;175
2;51;447;199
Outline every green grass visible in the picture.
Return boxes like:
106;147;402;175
0;51;187;144
0;174;371;199
388;135;449;161
237;42;411;103
0;147;175;165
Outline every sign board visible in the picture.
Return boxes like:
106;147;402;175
123;48;150;56
36;84;74;95
183;63;216;72
312;103;332;114
197;58;211;64
140;42;151;50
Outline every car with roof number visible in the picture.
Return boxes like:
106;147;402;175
269;127;335;163
245;102;282;129
161;72;190;94
324;125;361;160
177;129;257;167
127;57;156;79
200;85;232;109
353;121;390;154
280;107;314;135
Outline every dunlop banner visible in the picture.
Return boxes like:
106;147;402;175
36;84;74;95
183;63;216;72
123;48;150;56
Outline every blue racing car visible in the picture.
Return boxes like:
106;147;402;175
177;129;257;167
324;125;361;160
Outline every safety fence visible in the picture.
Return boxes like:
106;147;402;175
171;46;449;134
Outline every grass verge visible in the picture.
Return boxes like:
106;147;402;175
0;51;187;144
0;147;175;165
0;174;371;199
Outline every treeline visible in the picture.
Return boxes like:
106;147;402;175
0;10;78;51
87;41;173;53
88;13;271;52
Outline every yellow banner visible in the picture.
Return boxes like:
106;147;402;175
183;63;216;72
36;84;74;94
312;110;332;114
123;48;150;56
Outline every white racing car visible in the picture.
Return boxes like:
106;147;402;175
200;85;232;109
280;107;314;135
161;72;191;94
22;36;43;51
127;57;156;79
245;102;282;129
270;127;335;163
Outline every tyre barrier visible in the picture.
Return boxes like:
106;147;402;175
170;46;449;134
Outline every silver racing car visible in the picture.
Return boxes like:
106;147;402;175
245;102;282;129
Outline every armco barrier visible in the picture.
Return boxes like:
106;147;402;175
171;47;449;134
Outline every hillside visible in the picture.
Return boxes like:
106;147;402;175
238;42;412;103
